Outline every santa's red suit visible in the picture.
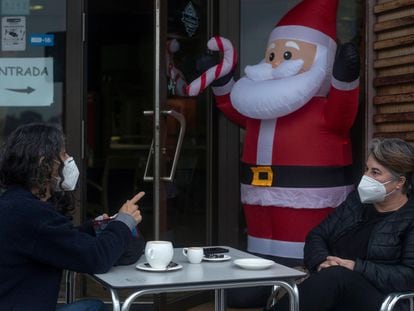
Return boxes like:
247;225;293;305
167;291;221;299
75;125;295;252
213;79;359;258
209;0;360;259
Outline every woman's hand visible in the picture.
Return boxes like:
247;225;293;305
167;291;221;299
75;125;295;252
119;192;145;224
318;258;339;271
318;256;355;271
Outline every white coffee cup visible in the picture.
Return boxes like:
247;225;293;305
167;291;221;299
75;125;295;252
145;241;173;269
182;247;203;264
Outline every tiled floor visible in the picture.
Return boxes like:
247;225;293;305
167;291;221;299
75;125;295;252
187;302;261;311
58;302;261;311
97;302;261;311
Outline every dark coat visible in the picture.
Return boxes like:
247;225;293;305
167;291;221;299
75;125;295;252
304;191;414;294
0;187;132;310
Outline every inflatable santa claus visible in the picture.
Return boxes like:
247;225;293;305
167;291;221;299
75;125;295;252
188;0;360;261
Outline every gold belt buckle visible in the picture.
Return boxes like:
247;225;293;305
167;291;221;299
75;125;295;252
250;166;273;187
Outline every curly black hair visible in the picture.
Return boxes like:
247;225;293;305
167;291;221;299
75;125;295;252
0;123;75;215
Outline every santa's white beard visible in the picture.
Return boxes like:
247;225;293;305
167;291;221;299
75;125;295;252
230;47;328;120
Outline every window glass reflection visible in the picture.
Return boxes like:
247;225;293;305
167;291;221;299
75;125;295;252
0;0;66;139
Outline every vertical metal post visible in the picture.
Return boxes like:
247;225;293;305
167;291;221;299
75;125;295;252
214;289;226;311
154;0;161;240
205;0;214;246
65;270;76;304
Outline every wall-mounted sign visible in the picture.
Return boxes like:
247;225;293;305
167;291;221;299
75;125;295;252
1;0;30;15
181;2;199;37
29;34;55;47
1;16;26;51
0;58;54;107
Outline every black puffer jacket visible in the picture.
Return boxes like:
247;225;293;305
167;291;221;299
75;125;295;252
304;191;414;294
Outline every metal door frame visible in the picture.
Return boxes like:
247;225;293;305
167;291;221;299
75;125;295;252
153;0;167;239
67;0;86;224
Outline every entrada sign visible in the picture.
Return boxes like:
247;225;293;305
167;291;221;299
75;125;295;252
0;57;54;107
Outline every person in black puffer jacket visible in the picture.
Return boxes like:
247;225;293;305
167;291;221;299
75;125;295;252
267;137;414;311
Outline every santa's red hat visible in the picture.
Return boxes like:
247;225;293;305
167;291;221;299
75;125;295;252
268;0;339;48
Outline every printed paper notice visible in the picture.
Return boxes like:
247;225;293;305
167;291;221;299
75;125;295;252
0;58;54;107
2;16;26;51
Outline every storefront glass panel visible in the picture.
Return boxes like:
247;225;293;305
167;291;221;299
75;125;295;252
0;0;66;139
85;0;212;250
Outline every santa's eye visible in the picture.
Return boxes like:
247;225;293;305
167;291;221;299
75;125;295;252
268;52;275;62
283;51;292;60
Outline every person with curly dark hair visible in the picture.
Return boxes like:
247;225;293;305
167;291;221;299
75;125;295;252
0;123;144;311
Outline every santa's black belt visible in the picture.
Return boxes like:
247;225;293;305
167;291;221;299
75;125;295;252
240;163;354;188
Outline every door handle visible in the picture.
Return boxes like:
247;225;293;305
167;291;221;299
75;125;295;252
143;110;186;182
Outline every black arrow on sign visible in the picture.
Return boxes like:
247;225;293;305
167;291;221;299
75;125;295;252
5;87;35;94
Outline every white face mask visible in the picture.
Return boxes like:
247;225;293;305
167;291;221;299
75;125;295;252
357;175;394;203
55;157;80;191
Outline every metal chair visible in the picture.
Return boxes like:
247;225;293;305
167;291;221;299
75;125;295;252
380;292;414;311
264;273;414;311
65;270;76;304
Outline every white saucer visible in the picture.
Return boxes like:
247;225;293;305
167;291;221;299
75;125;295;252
203;254;231;262
233;258;274;270
136;262;183;272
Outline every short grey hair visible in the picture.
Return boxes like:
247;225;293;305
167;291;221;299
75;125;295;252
369;138;414;194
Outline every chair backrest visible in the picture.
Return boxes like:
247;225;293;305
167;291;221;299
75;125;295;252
380;292;414;311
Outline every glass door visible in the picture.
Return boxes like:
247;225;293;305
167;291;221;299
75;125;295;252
86;0;213;250
147;0;213;245
85;1;214;306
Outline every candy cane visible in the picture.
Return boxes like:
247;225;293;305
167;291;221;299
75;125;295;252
166;39;188;96
186;36;237;97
